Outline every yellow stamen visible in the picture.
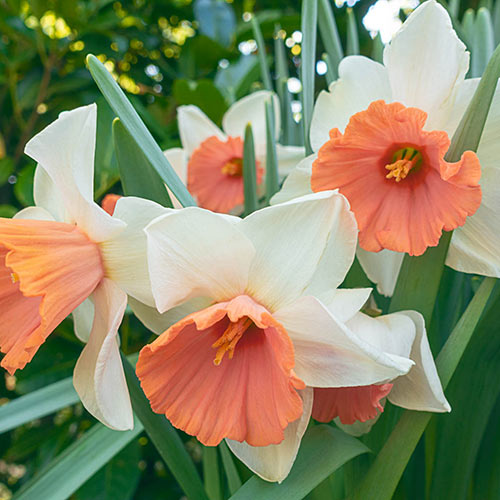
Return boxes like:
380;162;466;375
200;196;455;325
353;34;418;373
11;272;19;284
212;317;253;366
385;147;422;182
221;157;243;176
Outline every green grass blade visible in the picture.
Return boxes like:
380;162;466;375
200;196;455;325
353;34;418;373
346;8;359;56
0;377;78;434
300;0;318;155
230;426;368;500
251;17;273;91
471;8;495;78
86;54;196;208
274;26;293;144
219;441;242;495
265;100;279;203
113;119;173;207
462;9;476;48
493;0;500;44
203;447;222;500
390;42;500;322
371;34;384;64
122;355;209;500
318;0;344;80
352;277;497;500
243;124;258;215
15;420;143;500
448;0;460;19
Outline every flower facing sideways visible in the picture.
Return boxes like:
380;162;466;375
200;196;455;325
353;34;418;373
164;91;304;213
273;0;500;295
0;104;164;431
136;191;448;482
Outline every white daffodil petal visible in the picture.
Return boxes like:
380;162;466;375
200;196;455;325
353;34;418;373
33;166;66;221
274;296;414;388
73;279;133;431
270;155;314;206
383;0;469;123
276;144;306;178
72;298;95;343
24;104;125;242
388;311;451;412
303;193;358;296
242;191;356;311
346;311;416;360
447;168;500;277
177;105;226;156
356;247;404;297
226;387;313;483
129;296;212;335
222;91;280;148
310;56;391;151
316;288;372;323
14;206;55;222
334;412;382;437
101;196;167;307
164;147;188;209
146;208;255;313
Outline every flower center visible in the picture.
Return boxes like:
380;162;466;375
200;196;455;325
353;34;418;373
220;157;243;177
385;147;423;182
212;316;253;365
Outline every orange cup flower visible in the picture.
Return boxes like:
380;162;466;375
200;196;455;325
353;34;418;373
312;100;482;256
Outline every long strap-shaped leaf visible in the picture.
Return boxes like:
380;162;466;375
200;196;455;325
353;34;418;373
121;355;209;500
15;419;144;500
389;42;500;323
352;277;497;500
113;118;173;207
251;16;273;91
230;426;368;500
86;54;196;208
300;0;318;155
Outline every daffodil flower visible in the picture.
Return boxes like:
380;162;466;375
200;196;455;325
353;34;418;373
273;0;500;295
135;191;446;482
164;90;304;213
0;104;164;430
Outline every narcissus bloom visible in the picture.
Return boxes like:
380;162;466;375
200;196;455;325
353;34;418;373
136;191;438;482
274;0;500;294
164;91;304;213
0;105;164;430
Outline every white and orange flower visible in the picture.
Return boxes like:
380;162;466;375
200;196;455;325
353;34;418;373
0;104;164;430
135;191;448;482
273;0;500;295
164;91;304;213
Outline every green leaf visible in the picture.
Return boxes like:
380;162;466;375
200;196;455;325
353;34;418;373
121;355;209;500
430;283;500;499
448;0;460;19
251;17;273;91
13;163;35;207
193;0;236;47
243;123;258;215
371;34;384;64
230;426;369;500
493;0;500;45
219;441;242;495
0;377;77;434
300;0;318;155
15;420;144;500
352;277;497;500
265;100;279;203
471;8;495;78
112;119;173;207
462;9;476;47
390;41;500;323
75;440;141;500
86;54;196;208
173;79;228;126
203;446;222;500
215;55;260;103
317;0;344;80
346;8;359;56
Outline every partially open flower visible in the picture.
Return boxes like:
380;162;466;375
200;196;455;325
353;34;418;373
0;105;164;431
164;91;304;213
136;192;424;482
